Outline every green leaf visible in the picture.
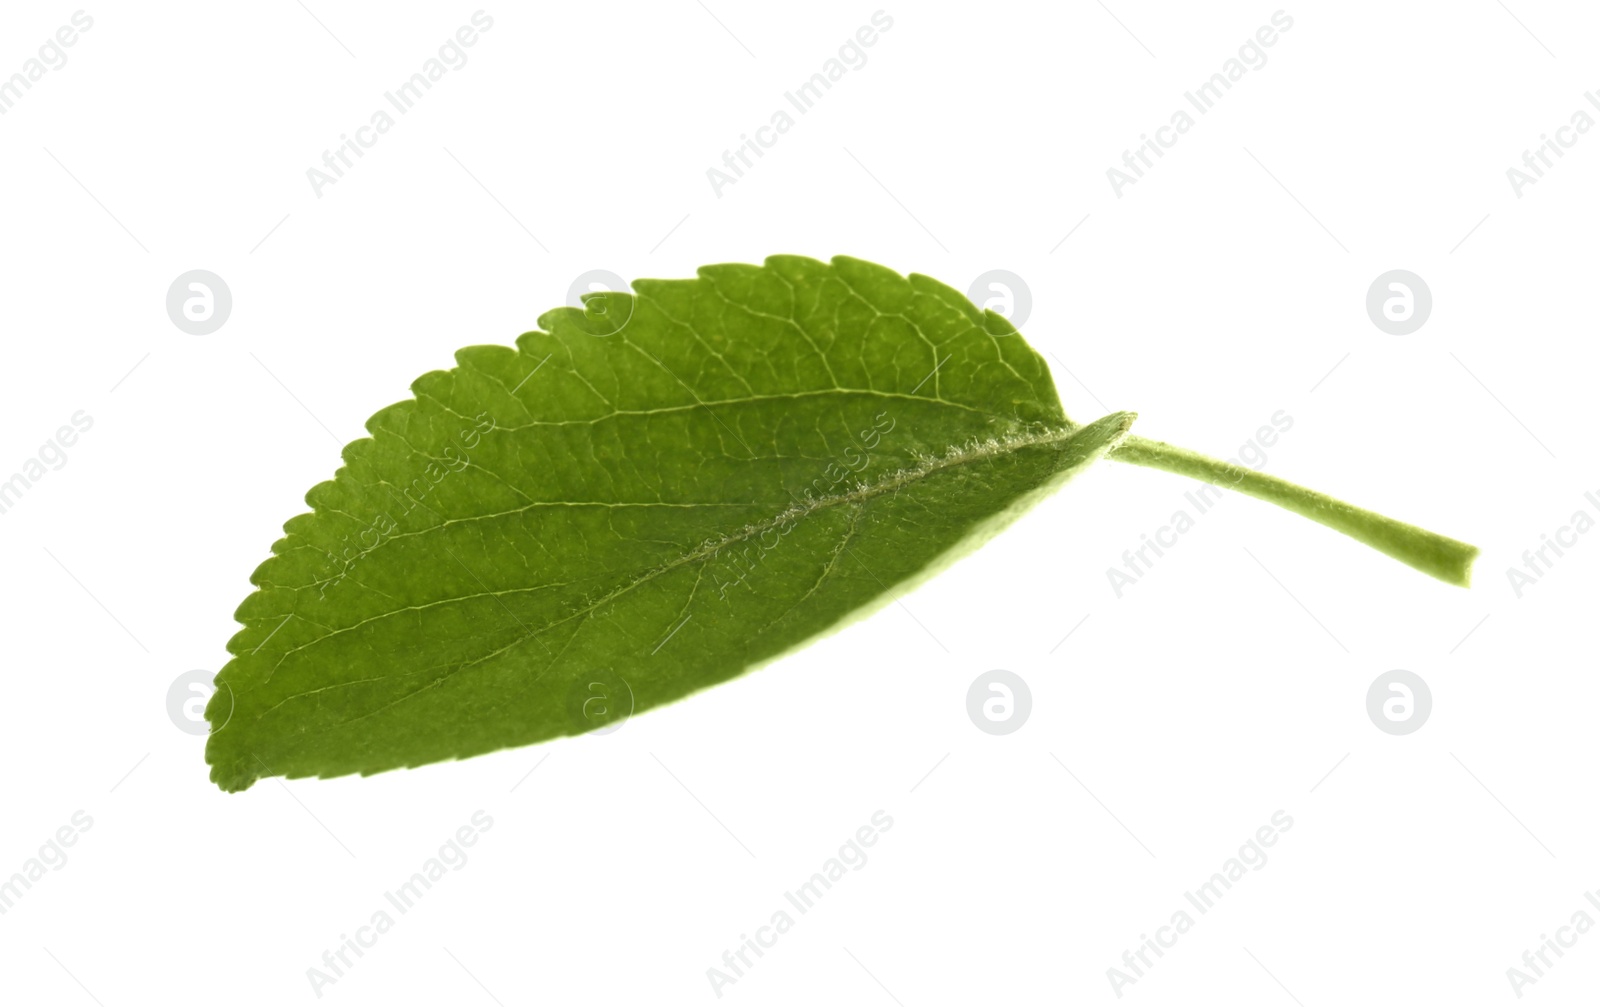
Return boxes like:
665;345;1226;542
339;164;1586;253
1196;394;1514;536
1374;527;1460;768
207;254;1478;792
206;255;1134;791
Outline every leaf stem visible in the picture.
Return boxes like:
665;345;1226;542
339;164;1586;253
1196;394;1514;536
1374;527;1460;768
1108;434;1478;587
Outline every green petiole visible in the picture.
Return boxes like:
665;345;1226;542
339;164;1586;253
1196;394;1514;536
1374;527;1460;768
1109;434;1479;587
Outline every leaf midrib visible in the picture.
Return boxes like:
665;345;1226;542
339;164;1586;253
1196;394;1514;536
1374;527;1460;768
241;421;1088;718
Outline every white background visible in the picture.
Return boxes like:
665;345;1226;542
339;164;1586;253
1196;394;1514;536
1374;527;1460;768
0;1;1596;1004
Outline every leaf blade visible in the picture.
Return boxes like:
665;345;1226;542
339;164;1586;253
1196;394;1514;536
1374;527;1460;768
206;255;1125;791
